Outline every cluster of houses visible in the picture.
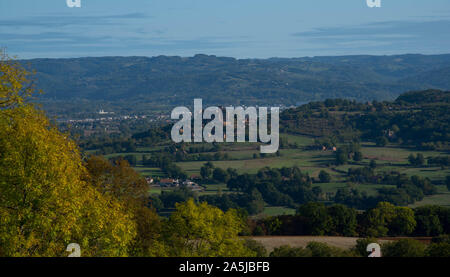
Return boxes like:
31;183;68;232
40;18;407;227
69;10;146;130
148;177;205;192
322;146;337;151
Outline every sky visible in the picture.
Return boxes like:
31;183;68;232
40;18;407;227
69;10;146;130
1;0;450;59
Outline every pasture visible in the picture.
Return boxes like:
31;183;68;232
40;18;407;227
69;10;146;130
99;132;449;215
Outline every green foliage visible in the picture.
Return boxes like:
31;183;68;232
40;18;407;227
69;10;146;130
243;239;268;257
426;242;450;257
159;187;197;209
0;57;136;256
382;239;426;257
162;199;255;257
327;204;358;237
335;148;348;165
296;202;330;235
213;167;230;183
0;106;136;256
0;51;39;108
414;206;449;236
318;170;331;183
409;153;425;166
23;56;450;116
362;202;416;237
282;89;450;150
353;238;379;257
376;137;388;147
353;151;363;162
200;162;214;179
269;245;312;257
306;242;356;257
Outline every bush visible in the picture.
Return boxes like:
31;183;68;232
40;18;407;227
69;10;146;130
306;242;356;257
353;151;363;162
318;170;331;183
353;238;379;257
270;245;312;257
375;137;388;147
243;239;268;257
426;242;450;257
382;239;426;257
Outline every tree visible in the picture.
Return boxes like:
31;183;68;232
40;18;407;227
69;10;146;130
363;202;396;237
213;168;230;183
353;238;379;257
446;176;450;191
389;207;416;236
327;204;357;236
159;187;197;209
84;156;148;203
0;53;136;257
414;206;444;236
270;245;311;257
416;153;425;166
248;189;265;215
296;202;330;236
335;149;348;165
0;107;136;256
369;159;377;169
162;199;255;257
312;186;322;198
200;162;214;180
353;151;363;162
363;202;416;237
426;242;450;257
375;136;388;147
408;153;425;166
318;170;331;183
382;239;426;257
0;50;38;108
83;155;163;256
408;154;415;165
226;168;238;179
124;155;137;166
243;239;267;257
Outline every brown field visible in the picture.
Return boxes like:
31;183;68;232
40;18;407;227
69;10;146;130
247;236;429;252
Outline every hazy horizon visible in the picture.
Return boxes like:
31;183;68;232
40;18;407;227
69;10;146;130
16;52;450;61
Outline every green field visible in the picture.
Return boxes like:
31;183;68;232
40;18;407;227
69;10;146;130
260;206;296;217
409;186;450;208
99;133;449;216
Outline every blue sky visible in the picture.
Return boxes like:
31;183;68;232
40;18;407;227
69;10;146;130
1;0;450;58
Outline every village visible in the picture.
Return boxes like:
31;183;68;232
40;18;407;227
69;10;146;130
147;177;205;192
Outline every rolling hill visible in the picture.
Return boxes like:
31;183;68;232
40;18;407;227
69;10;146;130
21;54;450;111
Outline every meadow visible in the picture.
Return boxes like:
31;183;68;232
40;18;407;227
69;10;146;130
102;133;450;216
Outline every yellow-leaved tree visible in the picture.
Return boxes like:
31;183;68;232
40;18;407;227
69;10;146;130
84;156;165;257
0;51;136;257
163;199;256;257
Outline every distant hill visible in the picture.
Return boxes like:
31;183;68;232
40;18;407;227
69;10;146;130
395;89;450;104
281;89;450;150
21;54;450;108
401;67;450;90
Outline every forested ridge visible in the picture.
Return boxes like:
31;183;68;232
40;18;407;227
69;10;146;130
22;54;450;108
